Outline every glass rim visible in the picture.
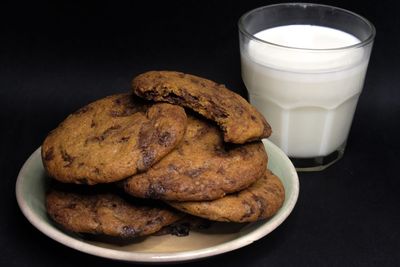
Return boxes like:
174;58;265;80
238;2;376;51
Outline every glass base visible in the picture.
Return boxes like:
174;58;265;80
290;143;346;172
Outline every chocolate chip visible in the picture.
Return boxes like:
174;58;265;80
140;149;156;171
118;136;130;143
114;96;126;105
184;168;205;178
121;225;138;237
142;90;159;99
164;92;185;105
167;164;179;173
138;123;160;170
90;120;96;128
158;131;172;146
61;149;74;167
44;147;54;161
209;105;228;119
138;123;155;148
234;105;244;115
251;194;266;219
239;200;255;221
169;222;190;237
145;183;166;199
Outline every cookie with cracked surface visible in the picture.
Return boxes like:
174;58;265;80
123;114;267;201
41;93;187;184
46;190;182;238
167;169;285;223
132;71;271;144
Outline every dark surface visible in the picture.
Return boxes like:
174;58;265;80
1;1;399;266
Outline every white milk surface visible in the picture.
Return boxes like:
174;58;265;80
241;25;369;157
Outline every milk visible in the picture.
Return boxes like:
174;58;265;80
241;25;371;158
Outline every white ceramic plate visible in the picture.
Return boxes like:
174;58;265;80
16;139;299;263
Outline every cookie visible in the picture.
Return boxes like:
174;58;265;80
132;71;271;144
46;190;182;238
123;114;267;201
42;93;187;184
167;170;285;223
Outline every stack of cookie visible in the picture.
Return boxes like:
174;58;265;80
42;71;285;241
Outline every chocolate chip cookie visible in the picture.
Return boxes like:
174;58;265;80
123;114;267;201
46;190;182;238
167;169;285;223
42;93;187;184
132;71;271;144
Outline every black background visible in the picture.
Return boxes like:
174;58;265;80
1;0;400;266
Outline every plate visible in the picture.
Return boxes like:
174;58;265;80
15;139;299;263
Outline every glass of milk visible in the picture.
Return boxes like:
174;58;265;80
239;3;375;171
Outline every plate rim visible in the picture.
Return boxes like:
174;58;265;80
15;139;299;263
